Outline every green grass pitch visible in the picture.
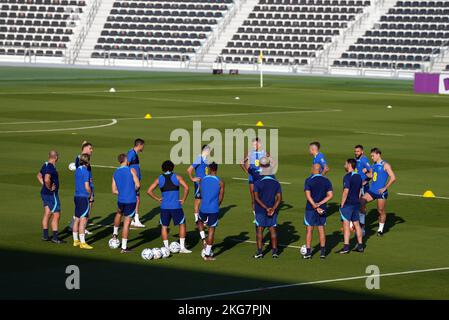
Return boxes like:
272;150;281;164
0;66;448;299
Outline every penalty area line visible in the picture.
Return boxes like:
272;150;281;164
178;266;449;300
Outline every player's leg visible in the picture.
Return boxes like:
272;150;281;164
352;221;364;252
41;206;52;241
203;226;216;261
50;212;62;243
359;192;374;235
120;215;132;253
78;216;93;249
318;225;326;259
193;199;200;224
269;226;278;258
376;199;387;236
337;206;351;254
72;217;80;246
254;225;264;259
177;210;191;253
304;226;313;259
112;209;121;238
197;212;207;246
132;191;145;228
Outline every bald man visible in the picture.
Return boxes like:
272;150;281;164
37;150;64;244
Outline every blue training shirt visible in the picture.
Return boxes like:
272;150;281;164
40;162;59;195
343;172;362;206
369;160;389;194
200;175;221;213
254;175;282;215
304;174;333;211
193;155;208;178
75;154;93;190
75;165;90;198
113;166;137;204
355;155;371;181
158;172;181;210
127;148;141;180
312;152;327;173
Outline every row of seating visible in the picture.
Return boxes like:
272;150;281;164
0;0;85;5
100;30;207;40
0;48;64;56
113;2;229;11
91;52;190;61
334;60;422;69
93;44;195;54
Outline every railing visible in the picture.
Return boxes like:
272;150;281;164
428;40;449;72
67;0;102;64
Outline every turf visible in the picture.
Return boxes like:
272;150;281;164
0;66;448;300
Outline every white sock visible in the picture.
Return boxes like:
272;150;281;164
134;213;140;222
194;213;199;222
359;213;366;225
113;226;119;236
121;238;128;250
199;231;206;240
205;244;212;255
163;240;169;248
73;232;79;241
378;223;385;232
180;238;186;249
79;233;86;244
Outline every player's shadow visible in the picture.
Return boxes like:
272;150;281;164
278;201;294;212
365;209;405;241
312;230;341;256
218;204;237;220
86;215;120;245
128;226;161;250
139;207;160;224
214;231;250;257
325;202;340;217
272;221;300;255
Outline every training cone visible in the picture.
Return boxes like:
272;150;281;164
256;121;264;127
144;113;152;119
423;190;436;198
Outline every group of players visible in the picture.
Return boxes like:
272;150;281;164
37;137;396;260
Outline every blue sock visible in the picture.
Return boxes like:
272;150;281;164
272;248;278;255
306;248;311;255
320;246;326;256
257;248;263;255
52;230;58;240
344;244;350;251
43;229;49;239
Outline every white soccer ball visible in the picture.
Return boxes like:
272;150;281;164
169;241;181;253
152;248;162;260
387;105;392;109
201;248;214;258
68;162;76;171
300;245;307;256
108;237;120;249
160;247;170;258
235;96;240;100
109;88;116;93
141;248;153;260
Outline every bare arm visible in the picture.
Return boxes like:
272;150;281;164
322;165;330;176
146;178;161;203
130;169;140;190
112;177;118;195
341;188;349;207
187;165;200;182
37;172;43;185
240;152;249;174
218;180;225;205
305;190;318;209
44;174;55;191
317;191;333;207
85;181;92;197
177;175;189;205
380;163;396;193
254;191;268;211
268;192;282;216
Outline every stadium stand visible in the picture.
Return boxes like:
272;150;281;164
89;0;236;67
0;0;100;63
333;1;449;72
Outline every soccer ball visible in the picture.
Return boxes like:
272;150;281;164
169;241;181;253
152;248;162;260
160;247;170;258
300;245;307;256
68;162;76;171
201;248;214;258
141;248;153;260
108;238;120;249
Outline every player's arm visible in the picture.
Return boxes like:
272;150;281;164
130;169;140;190
341;188;349;208
304;190;318;209
112;177;118;195
218;180;225;205
380;163;396;193
269;192;282;216
37;172;43;185
146;178;161;203
254;191;268;212
240;152;249;174
317;191;334;207
187;165;199;182
322;164;330;175
176;175;189;205
44;173;55;191
364;162;373;179
84;181;92;197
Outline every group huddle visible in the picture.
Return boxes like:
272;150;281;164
37;138;396;260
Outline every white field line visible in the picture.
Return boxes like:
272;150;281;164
0;86;260;96
232;177;291;185
433;115;449;118
178;267;449;300
230;238;301;249
354;131;405;137
91;164;116;169
0;119;117;133
397;192;449;200
89;222;141;231
0;109;342;126
237;123;279;128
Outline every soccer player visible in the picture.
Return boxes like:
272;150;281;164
111;153;140;253
72;154;93;250
128;138;145;228
70;141;94;234
36;150;64;244
240;137;267;221
354;144;372;232
360;148;396;236
197;162;225;261
308;141;329;175
253;157;282;259
187;144;210;224
303;164;333;259
147;160;191;253
336;159;364;254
